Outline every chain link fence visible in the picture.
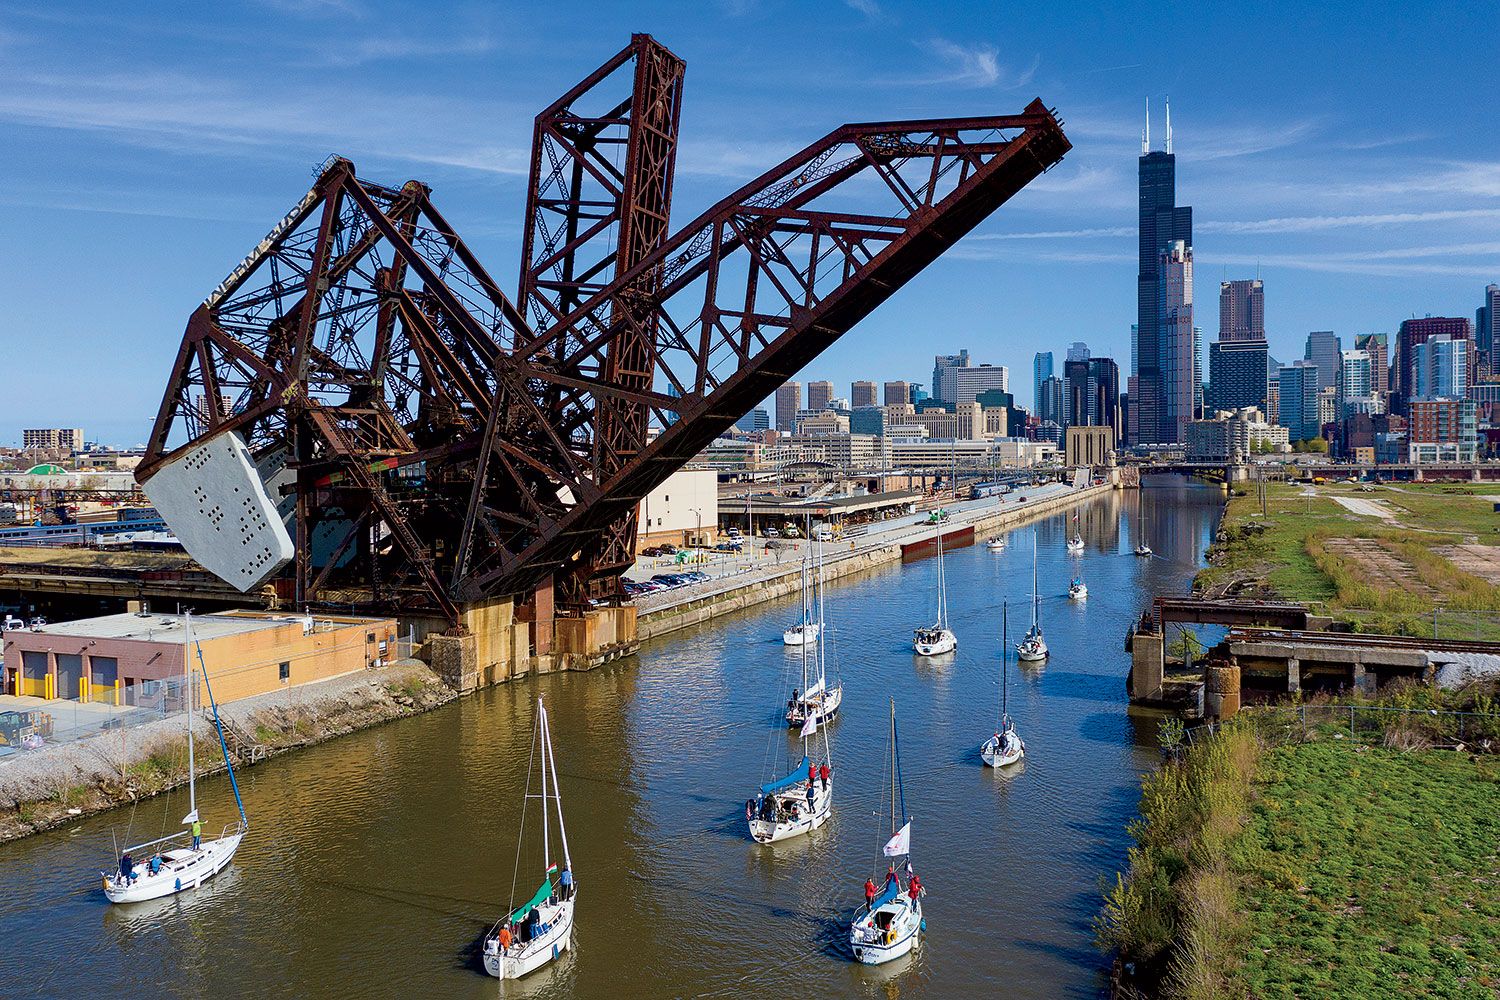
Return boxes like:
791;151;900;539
1;674;187;757
1182;702;1500;750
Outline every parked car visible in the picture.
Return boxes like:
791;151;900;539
1;615;22;632
765;527;780;538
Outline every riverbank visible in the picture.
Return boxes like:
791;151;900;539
1194;480;1500;635
639;479;1114;640
1101;686;1500;998
0;663;455;844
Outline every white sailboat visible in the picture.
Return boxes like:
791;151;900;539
981;600;1026;767
103;612;247;904
1016;533;1048;662
850;700;923;964
1134;500;1152;557
785;537;842;729
483;696;576;979
913;522;956;656
1066;511;1084;552
1068;575;1088;600
985;534;1005;552
751;591;834;844
783;545;822;645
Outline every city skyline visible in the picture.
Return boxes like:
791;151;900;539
1;2;1496;445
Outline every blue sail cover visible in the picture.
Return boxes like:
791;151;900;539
760;757;810;796
870;878;904;911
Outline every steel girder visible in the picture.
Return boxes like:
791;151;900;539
454;100;1071;602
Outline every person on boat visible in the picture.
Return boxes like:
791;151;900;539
496;923;512;953
191;818;202;850
149;854;163;876
559;868;573;901
885;866;898;891
864;878;877;909
819;763;830;788
806;783;816;810
807;761;816;786
908;874;922;909
119;852;135;884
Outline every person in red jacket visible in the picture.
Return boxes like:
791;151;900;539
819;763;831;788
864;878;877;909
908;874;922;909
807;761;816;786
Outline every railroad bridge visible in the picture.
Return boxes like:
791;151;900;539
131;34;1071;684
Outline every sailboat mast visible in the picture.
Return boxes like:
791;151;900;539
541;699;572;872
889;699;896;837
185;611;195;820
1002;600;1009;723
936;522;947;628
539;698;550;874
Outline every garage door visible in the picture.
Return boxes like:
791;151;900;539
20;650;48;697
90;656;118;686
55;654;84;701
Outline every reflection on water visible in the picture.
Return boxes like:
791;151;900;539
0;479;1222;1000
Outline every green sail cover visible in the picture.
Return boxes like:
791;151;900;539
508;878;553;924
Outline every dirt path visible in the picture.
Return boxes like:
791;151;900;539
1331;495;1400;521
1438;544;1500;586
1322;537;1440;600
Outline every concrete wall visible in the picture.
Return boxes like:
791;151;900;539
637;468;718;550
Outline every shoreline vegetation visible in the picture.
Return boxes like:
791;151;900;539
1101;683;1500;999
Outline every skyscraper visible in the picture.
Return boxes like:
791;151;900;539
1158;239;1196;443
1414;336;1466;399
932;351;970;404
1303;331;1341;397
1354;333;1388;396
1208;340;1269;413
1337;350;1372;417
1478;284;1500;357
1278;361;1321;442
951;365;1009;409
1033;352;1053;414
735;408;770;432
775;381;801;432
806;380;834;413
1135;100;1192;445
1064;358;1089;428
1066;341;1090;362
1040;375;1065;426
850;381;878;408
1394;317;1472;413
1090;357;1122;442
882;381;909;407
1219;279;1265;342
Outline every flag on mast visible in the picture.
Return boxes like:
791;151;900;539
800;710;818;737
882;821;911;857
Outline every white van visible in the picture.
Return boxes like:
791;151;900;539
813;524;834;542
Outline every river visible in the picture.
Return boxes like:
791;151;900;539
1;477;1222;999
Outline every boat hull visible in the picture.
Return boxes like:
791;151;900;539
103;831;243;904
1016;641;1047;661
981;740;1025;767
483;896;575;979
850;898;922;964
913;630;956;656
1068;586;1087;600
785;685;842;728
749;778;832;844
782;623;821;645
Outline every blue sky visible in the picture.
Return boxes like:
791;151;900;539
2;0;1496;445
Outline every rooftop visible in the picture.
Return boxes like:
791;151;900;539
10;610;389;644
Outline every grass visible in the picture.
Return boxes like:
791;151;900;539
1236;744;1500;999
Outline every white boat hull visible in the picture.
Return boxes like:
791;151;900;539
103;831;244;904
850;897;923;964
913;629;956;656
1069;585;1087;600
749;777;832;844
985;539;1005;551
483;896;575;979
981;737;1025;768
785;684;842;728
1017;640;1047;661
1067;541;1084;552
1134;547;1151;557
783;622;821;645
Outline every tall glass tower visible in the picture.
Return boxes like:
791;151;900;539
1135;100;1192;444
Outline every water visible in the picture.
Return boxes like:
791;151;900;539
1;479;1221;999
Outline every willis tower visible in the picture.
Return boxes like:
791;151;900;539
1132;100;1192;445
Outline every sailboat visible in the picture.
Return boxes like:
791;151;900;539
981;601;1026;767
1134;499;1152;557
985;534;1005;552
913;521;957;656
483;696;576;979
1068;575;1088;600
1016;533;1048;662
850;700;923;964
783;547;822;645
103;612;248;903
751;588;834;844
1066;511;1084;552
785;536;842;729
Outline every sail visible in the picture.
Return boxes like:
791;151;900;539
508;877;554;924
760;757;810;796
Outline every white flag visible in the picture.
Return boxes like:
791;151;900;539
800;711;818;738
182;809;199;824
882;821;911;857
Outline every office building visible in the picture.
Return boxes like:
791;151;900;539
1353;333;1388;396
1414;335;1467;400
1278;361;1321;442
1063;356;1121;435
1208;340;1269;413
1134;103;1193;445
1266;371;1280;425
1337;350;1372;418
775;381;801;432
849;406;884;436
23;429;85;451
1158;240;1197;443
1478;284;1500;357
850;381;878;408
1303;331;1341;397
949;365;1009;409
806;380;834;413
932;351;970;404
734;408;770;433
1063;358;1090;429
1394;316;1472;411
1033;351;1053;414
882;381;909;407
1066;341;1090;362
1408;398;1477;462
1039;375;1064;427
1317;386;1338;430
1219;279;1264;343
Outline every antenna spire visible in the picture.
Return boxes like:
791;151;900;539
1142;97;1150;154
1164;96;1173;153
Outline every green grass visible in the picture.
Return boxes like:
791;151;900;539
1236;744;1500;999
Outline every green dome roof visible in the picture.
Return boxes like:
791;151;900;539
25;464;66;475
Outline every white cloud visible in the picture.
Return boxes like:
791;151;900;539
1200;208;1500;235
843;0;882;17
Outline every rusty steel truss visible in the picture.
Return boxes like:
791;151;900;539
138;34;1070;621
